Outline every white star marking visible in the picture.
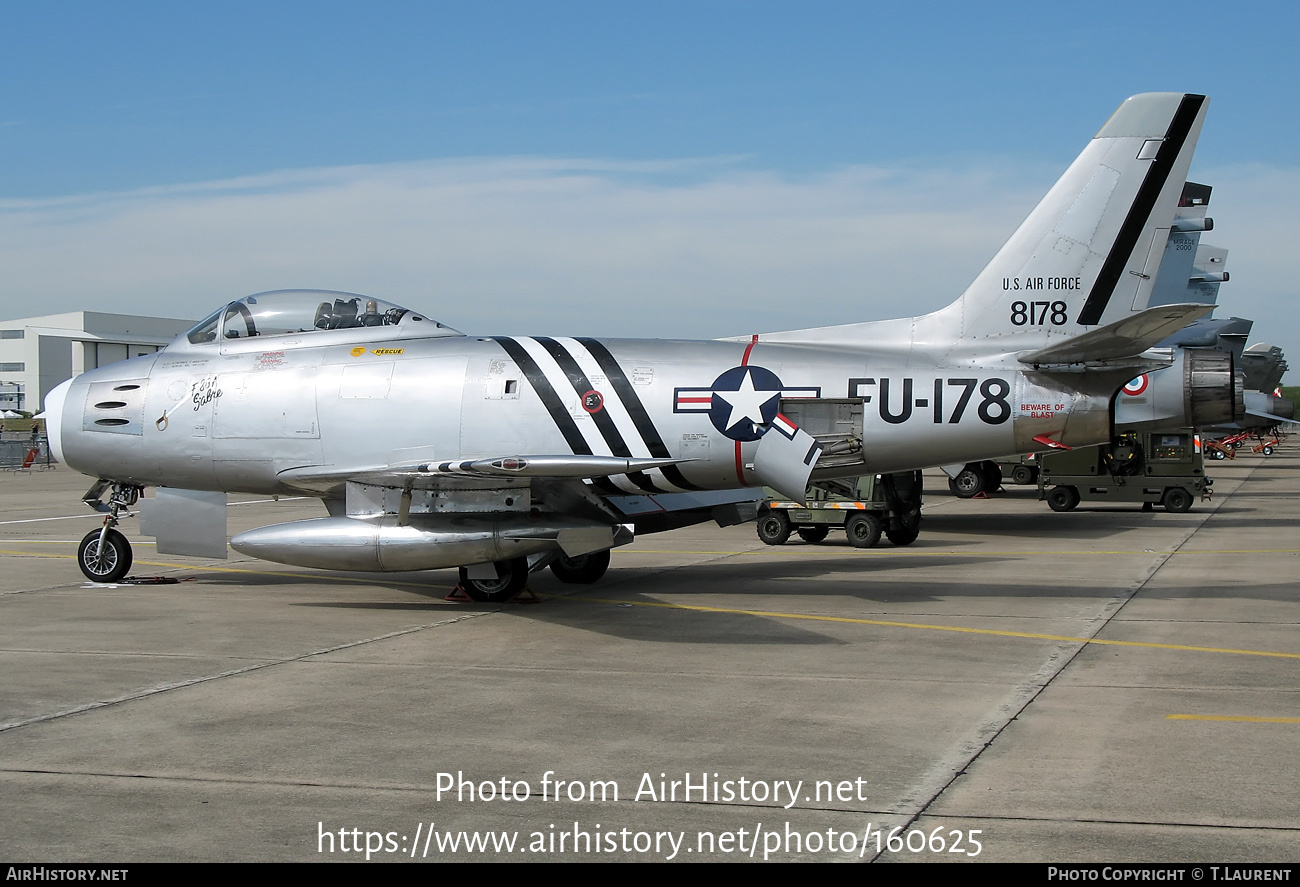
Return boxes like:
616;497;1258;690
715;369;778;432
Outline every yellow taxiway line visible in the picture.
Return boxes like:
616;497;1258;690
1167;714;1300;724
564;595;1300;661
6;547;1297;662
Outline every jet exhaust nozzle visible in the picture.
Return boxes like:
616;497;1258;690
1186;351;1244;427
1114;348;1243;433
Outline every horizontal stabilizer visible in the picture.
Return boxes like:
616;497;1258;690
1018;303;1212;366
1244;408;1298;427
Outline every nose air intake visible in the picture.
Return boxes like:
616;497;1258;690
40;378;73;466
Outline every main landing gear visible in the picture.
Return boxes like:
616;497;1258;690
549;549;611;584
455;549;613;602
457;557;532;603
949;461;1002;498
78;482;142;582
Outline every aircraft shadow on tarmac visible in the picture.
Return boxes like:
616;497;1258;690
167;539;1300;646
1191;512;1300;531
251;549;1300;636
919;511;1203;538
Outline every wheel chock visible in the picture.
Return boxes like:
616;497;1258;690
445;584;541;603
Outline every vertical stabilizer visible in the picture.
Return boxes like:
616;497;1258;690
753;94;1212;361
938;93;1208;352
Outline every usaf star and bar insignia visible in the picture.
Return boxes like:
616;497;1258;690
674;365;819;442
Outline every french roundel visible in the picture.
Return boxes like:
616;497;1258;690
1122;375;1149;396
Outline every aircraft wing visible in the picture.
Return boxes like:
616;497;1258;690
276;454;693;496
1018;303;1214;367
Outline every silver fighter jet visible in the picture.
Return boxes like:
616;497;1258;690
44;93;1243;599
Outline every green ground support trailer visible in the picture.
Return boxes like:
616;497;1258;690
756;470;923;548
1036;431;1209;513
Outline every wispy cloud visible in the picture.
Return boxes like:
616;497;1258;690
2;155;1295;359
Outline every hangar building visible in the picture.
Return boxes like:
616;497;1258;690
0;312;194;414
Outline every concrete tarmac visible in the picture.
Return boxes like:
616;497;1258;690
1;448;1297;862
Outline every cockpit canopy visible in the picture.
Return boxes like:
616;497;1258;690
183;290;461;346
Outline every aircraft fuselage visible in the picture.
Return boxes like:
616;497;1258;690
56;327;1102;499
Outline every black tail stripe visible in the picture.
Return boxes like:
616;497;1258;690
1077;94;1205;326
575;337;705;491
532;337;665;494
491;337;592;456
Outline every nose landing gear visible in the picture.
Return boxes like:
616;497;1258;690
78;482;141;583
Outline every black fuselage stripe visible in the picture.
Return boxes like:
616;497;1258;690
1077;93;1205;326
532;337;663;494
575;337;705;491
592;477;623;496
534;337;633;458
491;337;592;456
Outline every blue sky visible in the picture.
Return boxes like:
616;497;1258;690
2;2;1297;364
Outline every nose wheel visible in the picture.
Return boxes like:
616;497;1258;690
78;528;133;582
77;482;141;583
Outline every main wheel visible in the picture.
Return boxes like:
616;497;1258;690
1047;486;1080;512
78;528;133;582
796;525;830;544
949;465;985;498
981;461;1003;492
549;549;611;584
885;523;920;545
1162;487;1193;513
458;557;530;602
845;513;883;548
756;510;792;545
1011;465;1036;485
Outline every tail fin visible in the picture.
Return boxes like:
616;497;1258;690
937;92;1209;348
753;93;1212;359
